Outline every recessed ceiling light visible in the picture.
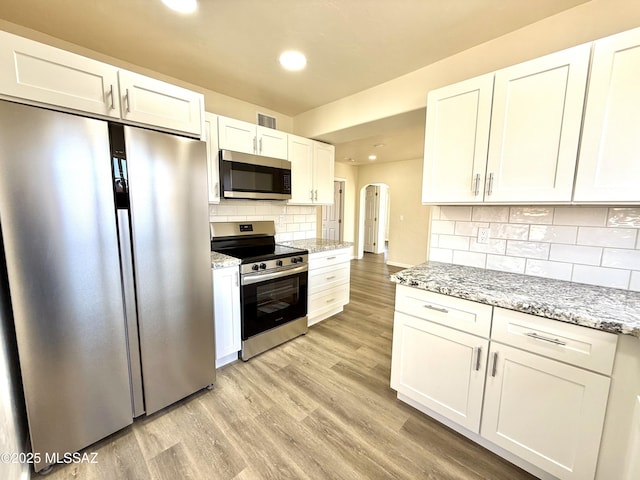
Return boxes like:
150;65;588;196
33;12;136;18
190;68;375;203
279;51;307;71
162;0;197;14
368;155;377;161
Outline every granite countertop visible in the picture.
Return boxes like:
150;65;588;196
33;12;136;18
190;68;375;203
211;252;241;269
279;238;354;254
390;261;640;338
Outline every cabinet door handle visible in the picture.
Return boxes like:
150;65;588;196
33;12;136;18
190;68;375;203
491;352;498;377
310;189;314;201
253;137;257;153
525;332;567;346
259;137;263;154
486;172;494;196
314;189;318;201
109;84;115;110
214;182;219;199
475;347;482;371
423;304;449;314
234;271;239;287
124;88;131;113
473;173;481;196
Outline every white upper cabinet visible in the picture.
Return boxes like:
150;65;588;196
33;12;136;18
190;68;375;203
422;43;590;204
0;30;204;137
0;29;121;118
217;115;288;159
486;44;590;203
422;74;494;204
117;70;203;136
288;134;335;205
204;112;220;203
574;27;640;202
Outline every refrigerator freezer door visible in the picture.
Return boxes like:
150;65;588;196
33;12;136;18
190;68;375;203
125;126;215;414
0;101;133;471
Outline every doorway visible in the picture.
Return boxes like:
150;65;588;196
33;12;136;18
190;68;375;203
358;183;389;258
322;180;344;241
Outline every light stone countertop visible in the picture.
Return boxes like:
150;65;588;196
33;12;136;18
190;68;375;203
210;252;241;269
279;238;354;254
390;261;640;337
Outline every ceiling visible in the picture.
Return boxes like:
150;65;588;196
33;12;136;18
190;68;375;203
0;0;588;164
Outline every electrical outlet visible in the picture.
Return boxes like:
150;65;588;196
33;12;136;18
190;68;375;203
477;227;489;244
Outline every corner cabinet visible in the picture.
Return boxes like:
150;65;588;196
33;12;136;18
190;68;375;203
217;115;288;159
422;43;590;204
212;266;241;368
391;288;618;480
0;30;203;137
574;27;640;202
288;134;335;205
204;112;221;203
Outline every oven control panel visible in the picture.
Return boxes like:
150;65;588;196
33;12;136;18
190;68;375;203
241;254;308;275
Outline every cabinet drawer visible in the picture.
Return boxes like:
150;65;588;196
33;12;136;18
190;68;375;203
309;284;349;316
491;308;618;375
395;286;492;338
308;262;350;294
309;249;350;270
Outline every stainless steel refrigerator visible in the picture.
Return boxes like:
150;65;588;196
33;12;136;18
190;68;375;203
0;100;215;472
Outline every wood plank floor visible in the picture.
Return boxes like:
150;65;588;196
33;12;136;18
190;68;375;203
42;253;537;480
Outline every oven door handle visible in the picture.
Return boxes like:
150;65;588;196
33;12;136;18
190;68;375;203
242;264;308;286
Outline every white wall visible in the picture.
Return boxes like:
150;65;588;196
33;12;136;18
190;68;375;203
209;201;317;243
430;205;640;291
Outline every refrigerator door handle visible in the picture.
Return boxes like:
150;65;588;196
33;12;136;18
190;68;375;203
117;209;145;418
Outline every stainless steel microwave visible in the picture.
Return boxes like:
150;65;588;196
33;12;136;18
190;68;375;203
219;149;291;200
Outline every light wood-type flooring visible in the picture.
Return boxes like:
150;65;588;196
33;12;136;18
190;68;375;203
41;253;537;480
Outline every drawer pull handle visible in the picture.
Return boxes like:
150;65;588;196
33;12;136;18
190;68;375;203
525;332;566;346
491;352;498;377
423;304;449;314
326;276;336;280
326;298;335;303
327;256;336;260
475;347;482;371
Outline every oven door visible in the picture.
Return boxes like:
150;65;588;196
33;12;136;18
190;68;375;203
241;265;308;340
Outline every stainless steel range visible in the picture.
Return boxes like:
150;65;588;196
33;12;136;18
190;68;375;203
210;221;308;360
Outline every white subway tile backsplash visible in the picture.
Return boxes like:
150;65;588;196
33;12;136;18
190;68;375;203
431;220;456;235
607;207;640;227
572;265;630;289
529;225;578;244
470;238;507;254
486;255;526;274
509;207;554;224
489;223;529;240
553;207;607;227
472;206;510;222
431;234;439;248
439;235;470;250
453;250;486;268
549;244;602;266
454;221;489;236
525;259;573;281
439;206;473;221
630;271;640;292
506;240;550;259
577;227;637;248
602;248;640;270
430;248;453;263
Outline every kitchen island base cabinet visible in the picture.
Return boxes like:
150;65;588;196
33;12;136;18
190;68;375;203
212;267;241;368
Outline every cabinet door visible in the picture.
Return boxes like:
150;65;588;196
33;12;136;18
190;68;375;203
0;30;120;118
288;134;314;204
217;116;256;154
574;27;640;202
313;141;335;204
422;74;493;204
485;44;590;203
212;267;241;367
482;343;610;480
204;113;220;203
257;125;288;159
391;312;488;433
118;70;203;137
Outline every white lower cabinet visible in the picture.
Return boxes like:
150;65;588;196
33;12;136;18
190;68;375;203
391;311;488;432
482;342;610;480
391;287;618;480
212;267;241;368
307;248;350;326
